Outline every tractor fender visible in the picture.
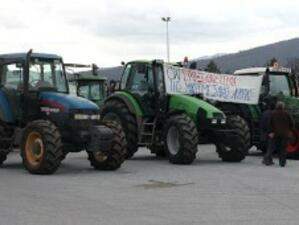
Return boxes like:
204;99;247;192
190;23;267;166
0;91;14;123
103;92;144;129
104;92;143;117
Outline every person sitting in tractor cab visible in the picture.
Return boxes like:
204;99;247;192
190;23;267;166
28;60;67;92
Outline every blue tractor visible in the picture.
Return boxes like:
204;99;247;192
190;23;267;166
0;50;126;174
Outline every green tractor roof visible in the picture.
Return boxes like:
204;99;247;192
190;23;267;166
126;59;165;65
65;63;107;82
67;71;107;82
234;66;291;75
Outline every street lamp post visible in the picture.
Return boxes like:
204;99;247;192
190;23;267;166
162;17;171;62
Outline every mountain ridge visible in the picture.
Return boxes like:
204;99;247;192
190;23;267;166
190;38;299;73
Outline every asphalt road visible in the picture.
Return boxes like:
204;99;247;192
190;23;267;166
1;146;299;225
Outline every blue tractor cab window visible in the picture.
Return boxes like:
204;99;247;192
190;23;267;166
28;59;68;93
1;63;24;90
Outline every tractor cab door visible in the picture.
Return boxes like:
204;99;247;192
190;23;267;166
0;61;25;122
121;62;157;116
24;59;68;122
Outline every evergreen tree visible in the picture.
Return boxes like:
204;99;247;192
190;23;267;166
286;58;299;74
205;60;221;73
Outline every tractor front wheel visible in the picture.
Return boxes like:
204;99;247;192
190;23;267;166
87;121;126;170
164;114;198;164
21;120;63;174
216;115;250;162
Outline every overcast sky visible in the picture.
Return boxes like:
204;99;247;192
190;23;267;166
1;0;299;66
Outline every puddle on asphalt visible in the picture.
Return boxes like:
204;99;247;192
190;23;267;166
135;179;195;189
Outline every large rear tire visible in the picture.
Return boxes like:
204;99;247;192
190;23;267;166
101;99;138;159
87;121;126;170
164;114;198;164
216;115;250;162
21;120;63;174
287;129;299;159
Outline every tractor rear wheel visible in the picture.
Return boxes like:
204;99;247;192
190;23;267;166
21;120;63;174
87;120;126;170
286;129;299;159
216;115;250;162
164;114;198;164
101;99;138;159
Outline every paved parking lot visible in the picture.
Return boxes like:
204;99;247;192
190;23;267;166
1;145;299;225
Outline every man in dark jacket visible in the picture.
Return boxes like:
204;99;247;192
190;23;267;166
264;101;294;167
260;100;275;153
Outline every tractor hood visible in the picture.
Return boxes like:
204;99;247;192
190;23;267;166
39;91;98;112
168;94;224;121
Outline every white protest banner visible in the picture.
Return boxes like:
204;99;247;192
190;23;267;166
164;64;263;104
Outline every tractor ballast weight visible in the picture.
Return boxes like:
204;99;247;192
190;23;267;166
101;60;250;164
0;51;126;174
215;66;299;157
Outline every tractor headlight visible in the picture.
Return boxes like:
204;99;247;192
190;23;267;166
220;118;226;124
74;114;101;120
91;114;101;120
74;114;90;120
211;119;218;124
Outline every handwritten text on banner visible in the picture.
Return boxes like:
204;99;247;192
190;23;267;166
164;64;263;104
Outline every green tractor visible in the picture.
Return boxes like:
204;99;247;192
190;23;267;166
0;51;126;174
65;63;107;107
215;66;299;157
100;60;250;164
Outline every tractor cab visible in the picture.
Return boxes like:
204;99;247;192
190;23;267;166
120;60;165;116
234;66;298;100
65;63;107;107
0;51;68;124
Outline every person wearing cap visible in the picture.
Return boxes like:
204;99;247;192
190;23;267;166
264;101;294;167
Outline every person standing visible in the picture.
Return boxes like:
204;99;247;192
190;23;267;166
260;100;275;156
107;80;117;96
264;101;294;167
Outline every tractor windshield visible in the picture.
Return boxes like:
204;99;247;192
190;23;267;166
28;59;68;93
269;74;291;96
78;81;105;101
